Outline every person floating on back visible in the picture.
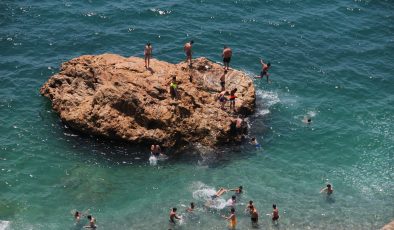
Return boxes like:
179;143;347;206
229;185;243;194
184;40;194;67
84;215;96;229
170;76;179;100
320;184;334;195
144;42;153;69
256;59;271;83
272;204;279;222
222;207;237;229
169;207;181;224
222;46;232;71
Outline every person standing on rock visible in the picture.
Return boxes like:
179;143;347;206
220;70;227;91
222;46;232;71
218;90;228;110
229;88;237;111
144;42;152;69
184;40;194;67
170;76;179;100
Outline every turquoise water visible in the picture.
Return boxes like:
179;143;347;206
1;0;393;229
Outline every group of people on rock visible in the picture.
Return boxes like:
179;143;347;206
143;40;272;111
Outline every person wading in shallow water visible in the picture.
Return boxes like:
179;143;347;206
184;40;194;67
222;207;237;229
272;204;279;222
169;208;181;224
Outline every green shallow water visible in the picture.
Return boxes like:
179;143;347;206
0;0;393;229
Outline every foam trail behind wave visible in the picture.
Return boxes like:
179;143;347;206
254;89;280;116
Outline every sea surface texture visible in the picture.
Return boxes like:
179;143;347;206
0;0;393;229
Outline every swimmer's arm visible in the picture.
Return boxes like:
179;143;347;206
175;215;181;220
320;188;327;193
260;59;265;65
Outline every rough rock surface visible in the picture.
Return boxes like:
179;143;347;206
40;54;255;147
382;221;394;230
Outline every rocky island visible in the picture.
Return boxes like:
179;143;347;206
40;54;256;148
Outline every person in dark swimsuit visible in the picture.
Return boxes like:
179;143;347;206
220;70;227;91
272;204;279;221
250;205;259;225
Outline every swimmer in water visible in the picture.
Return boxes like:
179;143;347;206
245;200;254;213
229;186;243;194
272;204;279;222
74;211;82;221
250;137;261;148
222;207;237;229
211;187;228;199
303;116;312;124
227;195;237;207
320;184;334;195
84;215;96;229
169;208;181;224
187;202;195;212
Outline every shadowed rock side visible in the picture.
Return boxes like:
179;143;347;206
40;54;255;148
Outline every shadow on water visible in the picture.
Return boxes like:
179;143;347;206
40;95;273;168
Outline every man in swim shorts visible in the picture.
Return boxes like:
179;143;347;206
222;46;232;70
229;88;237;111
256;59;271;83
272;204;279;222
250;205;259;225
223;207;237;229
169;208;181;224
184;40;194;67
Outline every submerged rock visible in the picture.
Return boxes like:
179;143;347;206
40;54;255;148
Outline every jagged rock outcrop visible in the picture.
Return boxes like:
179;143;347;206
40;54;255;147
381;221;394;230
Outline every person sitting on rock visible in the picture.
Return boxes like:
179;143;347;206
170;76;179;100
229;88;237;111
218;91;228;110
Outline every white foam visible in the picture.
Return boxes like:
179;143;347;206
191;182;227;210
0;221;10;230
254;90;280;117
149;155;157;166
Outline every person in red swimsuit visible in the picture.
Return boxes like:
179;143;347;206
229;88;237;111
272;204;279;222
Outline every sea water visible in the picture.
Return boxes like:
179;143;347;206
0;0;393;229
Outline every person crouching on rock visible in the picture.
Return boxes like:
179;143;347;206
170;76;179;100
218;91;228;110
229;88;237;112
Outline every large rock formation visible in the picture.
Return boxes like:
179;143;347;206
382;221;394;230
40;54;255;148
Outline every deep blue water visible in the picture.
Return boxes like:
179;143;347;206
0;0;393;229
